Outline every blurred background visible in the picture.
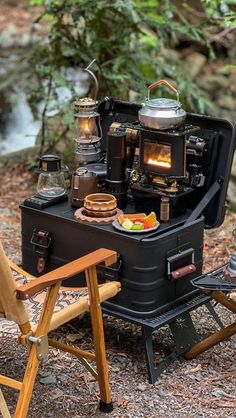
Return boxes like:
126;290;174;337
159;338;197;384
0;0;235;202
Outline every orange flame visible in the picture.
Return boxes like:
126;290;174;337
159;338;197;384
81;119;90;134
147;158;171;168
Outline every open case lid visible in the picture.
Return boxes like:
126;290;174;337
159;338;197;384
98;98;236;229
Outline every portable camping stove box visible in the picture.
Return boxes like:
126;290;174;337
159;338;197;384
21;203;204;318
20;98;236;382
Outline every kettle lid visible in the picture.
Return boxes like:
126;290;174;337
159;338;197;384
144;98;181;110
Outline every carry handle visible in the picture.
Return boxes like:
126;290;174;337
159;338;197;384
167;247;195;281
147;79;179;102
170;264;196;280
98;254;122;280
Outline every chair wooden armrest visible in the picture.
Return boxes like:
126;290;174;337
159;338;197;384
0;243;120;416
16;248;117;300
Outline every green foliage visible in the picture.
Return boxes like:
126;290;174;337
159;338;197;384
29;1;214;104
24;0;235;151
223;12;236;27
201;0;236;20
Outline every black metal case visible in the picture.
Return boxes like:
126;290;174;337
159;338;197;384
21;202;204;317
20;98;236;319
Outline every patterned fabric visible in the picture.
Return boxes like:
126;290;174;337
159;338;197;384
0;272;88;335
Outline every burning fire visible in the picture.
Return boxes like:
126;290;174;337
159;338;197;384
80;119;91;134
147;158;171;168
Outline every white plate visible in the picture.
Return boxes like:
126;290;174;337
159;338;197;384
112;220;160;234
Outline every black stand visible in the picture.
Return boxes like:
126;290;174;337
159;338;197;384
103;293;223;383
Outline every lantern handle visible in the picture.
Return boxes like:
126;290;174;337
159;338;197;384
84;59;99;101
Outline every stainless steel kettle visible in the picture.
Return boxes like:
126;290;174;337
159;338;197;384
138;79;186;130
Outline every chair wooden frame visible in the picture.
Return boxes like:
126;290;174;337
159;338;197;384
185;290;236;360
0;244;121;418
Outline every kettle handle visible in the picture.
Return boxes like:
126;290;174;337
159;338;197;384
147;79;179;102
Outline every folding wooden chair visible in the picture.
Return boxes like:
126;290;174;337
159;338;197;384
0;241;121;418
185;290;236;360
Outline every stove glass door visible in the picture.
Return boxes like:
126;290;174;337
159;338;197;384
144;142;172;170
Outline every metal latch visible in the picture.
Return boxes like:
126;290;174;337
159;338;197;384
30;229;51;273
30;229;51;255
28;335;49;361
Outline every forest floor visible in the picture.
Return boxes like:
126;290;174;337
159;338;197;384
0;0;43;34
1;1;236;417
1;164;236;418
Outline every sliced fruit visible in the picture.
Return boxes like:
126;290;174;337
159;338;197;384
131;222;144;231
143;211;157;228
134;221;143;224
117;213;146;225
132;219;148;229
122;218;134;230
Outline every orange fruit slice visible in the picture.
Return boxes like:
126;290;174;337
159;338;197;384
117;213;146;225
143;211;156;228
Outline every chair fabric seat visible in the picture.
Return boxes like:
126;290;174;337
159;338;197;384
0;271;89;335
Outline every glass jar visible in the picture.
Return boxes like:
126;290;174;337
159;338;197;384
37;153;66;198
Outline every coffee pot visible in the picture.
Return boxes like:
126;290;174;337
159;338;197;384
37;153;66;198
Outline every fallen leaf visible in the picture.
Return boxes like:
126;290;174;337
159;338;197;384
184;364;202;375
116;393;129;407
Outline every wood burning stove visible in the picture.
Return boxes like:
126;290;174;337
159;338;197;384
139;126;190;178
132;124;201;216
107;100;222;220
20;96;236;383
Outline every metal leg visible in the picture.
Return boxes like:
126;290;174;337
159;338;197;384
142;326;172;384
205;301;224;329
142;327;157;384
169;312;201;353
105;294;214;383
142;313;202;383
